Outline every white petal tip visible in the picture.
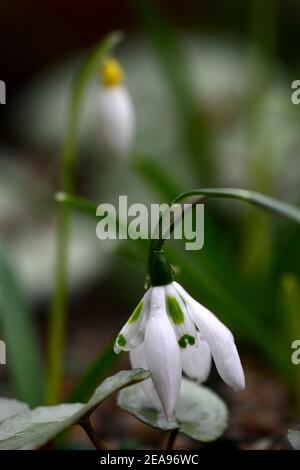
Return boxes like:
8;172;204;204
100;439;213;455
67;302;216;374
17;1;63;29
162;404;175;422
113;344;121;354
233;379;245;392
227;368;245;392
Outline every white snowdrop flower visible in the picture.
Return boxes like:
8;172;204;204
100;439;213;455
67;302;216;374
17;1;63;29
114;252;245;420
99;58;135;158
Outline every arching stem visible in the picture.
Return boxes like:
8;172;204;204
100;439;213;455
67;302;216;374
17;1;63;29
148;187;300;270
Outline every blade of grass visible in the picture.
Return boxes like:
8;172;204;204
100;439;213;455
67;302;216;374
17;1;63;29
0;246;44;406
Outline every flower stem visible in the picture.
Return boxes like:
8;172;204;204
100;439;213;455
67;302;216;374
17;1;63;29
79;416;107;450
147;187;300;283
166;429;178;450
46;32;122;404
172;188;300;225
150;188;300;252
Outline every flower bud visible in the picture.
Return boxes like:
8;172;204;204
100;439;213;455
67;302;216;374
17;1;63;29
99;58;135;158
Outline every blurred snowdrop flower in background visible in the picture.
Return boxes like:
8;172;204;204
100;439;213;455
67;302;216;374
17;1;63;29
99;58;135;158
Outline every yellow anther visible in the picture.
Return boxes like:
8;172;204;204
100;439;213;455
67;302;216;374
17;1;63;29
101;58;124;87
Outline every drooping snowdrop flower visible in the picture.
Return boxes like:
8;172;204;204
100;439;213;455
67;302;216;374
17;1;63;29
99;58;135;158
114;251;245;421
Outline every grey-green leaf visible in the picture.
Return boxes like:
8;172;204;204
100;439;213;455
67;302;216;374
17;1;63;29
288;429;300;450
0;369;149;450
117;380;178;432
0;399;29;425
175;379;228;442
118;377;228;442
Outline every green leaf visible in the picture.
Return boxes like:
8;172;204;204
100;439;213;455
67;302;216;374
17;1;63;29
287;429;300;450
118;377;228;442
0;369;150;450
118;380;178;432
175;379;228;442
0;246;44;406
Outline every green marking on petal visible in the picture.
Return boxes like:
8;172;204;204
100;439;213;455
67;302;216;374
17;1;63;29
178;334;196;348
166;295;185;324
117;334;126;347
128;299;144;324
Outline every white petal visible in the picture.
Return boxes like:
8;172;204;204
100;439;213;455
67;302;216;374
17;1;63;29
129;345;163;411
175;282;245;391
144;286;182;420
165;282;197;349
114;289;151;353
181;333;212;382
99;86;135;158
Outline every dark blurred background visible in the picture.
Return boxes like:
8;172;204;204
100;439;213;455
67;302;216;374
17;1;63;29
1;0;300;118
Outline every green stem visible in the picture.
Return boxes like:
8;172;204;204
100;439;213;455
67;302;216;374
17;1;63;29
46;32;122;404
152;188;300;251
148;187;300;272
172;188;300;223
55;191;98;217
